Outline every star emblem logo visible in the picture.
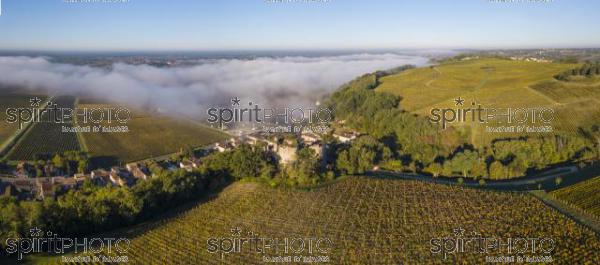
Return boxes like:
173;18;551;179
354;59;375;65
453;227;465;237
231;227;242;237
454;97;465;106
30;97;42;107
231;97;241;106
30;227;43;237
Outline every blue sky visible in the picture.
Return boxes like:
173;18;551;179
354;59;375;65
0;0;599;51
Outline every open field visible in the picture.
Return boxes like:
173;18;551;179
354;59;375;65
77;103;229;165
551;176;600;219
375;58;599;146
32;177;598;264
6;96;80;161
0;90;47;151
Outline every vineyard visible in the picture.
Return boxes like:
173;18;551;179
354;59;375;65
78;103;229;163
37;177;600;264
551;176;600;219
375;58;598;146
0;91;47;148
6;96;81;161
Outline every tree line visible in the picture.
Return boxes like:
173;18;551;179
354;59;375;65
554;62;600;81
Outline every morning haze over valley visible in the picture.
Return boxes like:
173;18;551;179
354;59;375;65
0;0;599;264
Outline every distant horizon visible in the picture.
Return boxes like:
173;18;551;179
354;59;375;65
1;0;599;51
0;47;599;56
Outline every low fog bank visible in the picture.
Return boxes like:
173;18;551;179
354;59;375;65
0;54;428;119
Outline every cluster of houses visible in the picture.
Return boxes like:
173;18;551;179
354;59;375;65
214;130;360;165
509;56;551;63
0;162;155;200
0;129;361;201
458;55;551;63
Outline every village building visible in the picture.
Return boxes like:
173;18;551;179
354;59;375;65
91;169;111;186
12;179;35;194
179;161;194;172
214;140;235;153
110;167;132;187
301;132;321;145
35;179;55;200
13;162;32;178
126;163;150;181
333;131;360;143
51;176;79;189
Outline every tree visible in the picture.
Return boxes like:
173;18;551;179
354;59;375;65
52;154;65;171
444;150;478;177
489;161;506;180
335;135;391;175
471;161;488;179
229;144;263;179
77;159;89;174
507;158;528;178
424;163;443;177
289;147;320;185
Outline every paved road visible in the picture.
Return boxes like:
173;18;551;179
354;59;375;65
367;166;577;191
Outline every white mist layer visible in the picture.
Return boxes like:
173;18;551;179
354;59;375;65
0;54;428;119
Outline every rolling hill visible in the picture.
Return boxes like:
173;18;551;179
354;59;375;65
375;58;600;146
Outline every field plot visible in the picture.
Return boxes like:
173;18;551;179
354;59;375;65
6;96;80;161
375;59;598;146
0;90;47;148
551;176;600;219
77;103;229;163
96;177;599;264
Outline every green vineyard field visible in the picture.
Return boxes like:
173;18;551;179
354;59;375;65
36;177;599;264
551;176;600;219
7;96;81;161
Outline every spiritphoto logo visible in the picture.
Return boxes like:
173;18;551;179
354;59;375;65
207;97;333;126
4;97;131;130
429;97;555;131
207;227;332;263
430;227;555;263
4;227;130;262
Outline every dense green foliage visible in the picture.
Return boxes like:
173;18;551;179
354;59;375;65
336;135;391;175
284;147;322;186
325;71;598;179
554;62;600;80
326;72;456;167
0;148;252;252
47;151;89;176
202;143;277;181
